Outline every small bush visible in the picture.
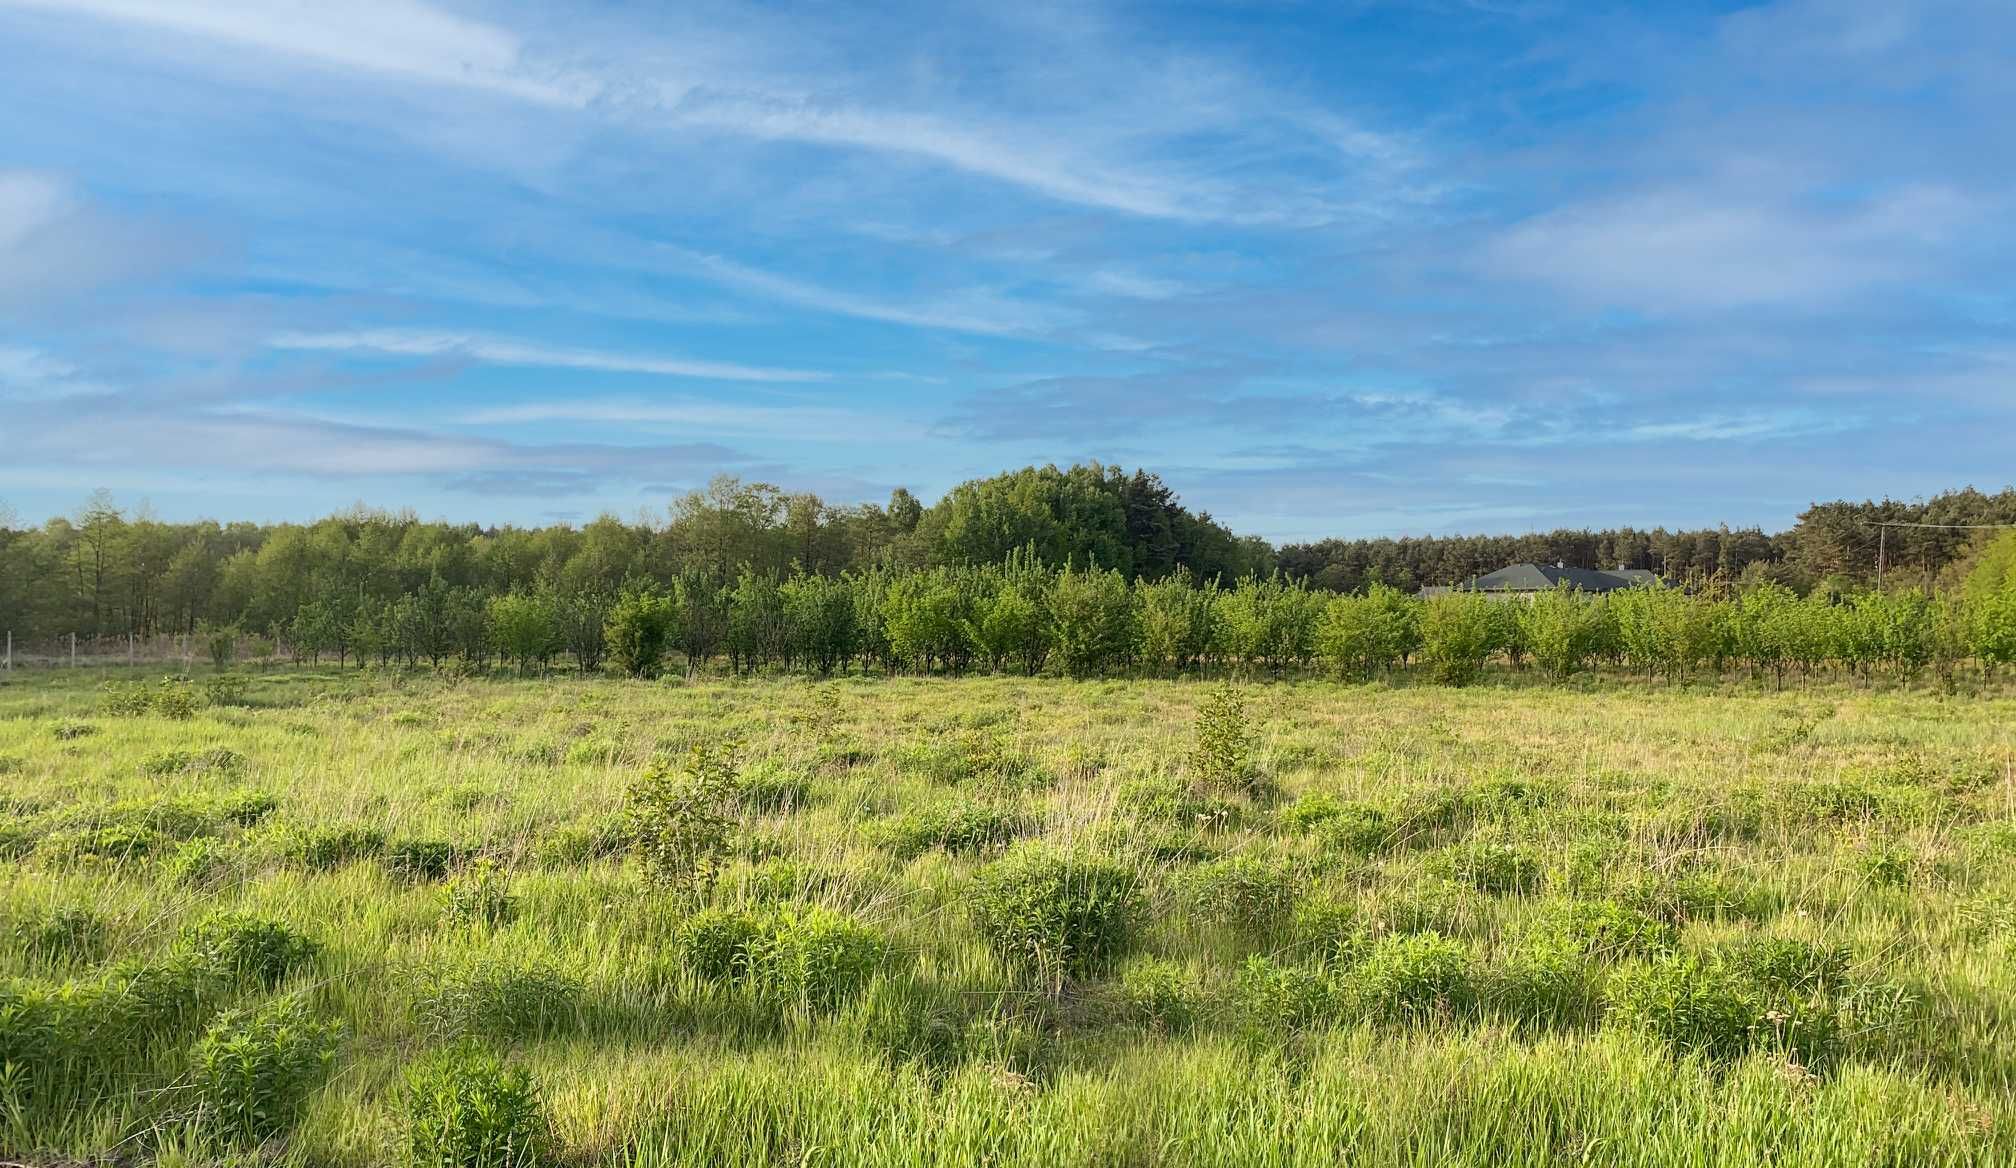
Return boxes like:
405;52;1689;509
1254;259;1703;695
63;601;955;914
1289;895;1370;967
405;1044;551;1168
212;789;279;826
1534;899;1676;958
166;836;241;889
1190;684;1258;793
52;718;98;740
442;859;518;928
415;962;582;1042
626;743;741;901
1117;776;1236;829
291;824;387;870
678;908;763;982
871;801;1031;859
1720;936;1852;995
188;995;342;1145
1342;932;1476;1023
1234;955;1333;1038
386;839;466;882
1487;937;1593;1029
969;845;1140;986
758;907;889;1012
180;912;320;988
1427;838;1543;895
10;905;109;967
1606;954;1758;1061
735;765;813;813
143;745;245;777
1313;804;1396;855
533;815;629;867
36;824;162;863
1855;839;1916;889
101;677;200;720
1119;958;1206;1033
1184;856;1296;932
202;672;251;707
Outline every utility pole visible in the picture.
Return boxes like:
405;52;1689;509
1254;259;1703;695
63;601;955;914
1876;525;1885;591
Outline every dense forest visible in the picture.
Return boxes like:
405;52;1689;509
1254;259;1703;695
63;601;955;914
1;466;2012;662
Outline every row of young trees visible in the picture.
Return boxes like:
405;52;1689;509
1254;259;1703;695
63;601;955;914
269;537;2016;687
0;466;1269;643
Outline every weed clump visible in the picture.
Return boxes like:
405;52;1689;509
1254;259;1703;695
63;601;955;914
1605;953;1759;1061
405;1044;551;1168
1426;837;1544;895
1118;775;1237;829
386;838;467;882
1184;855;1296;932
969;845;1140;986
290;824;387;870
677;907;889;1013
442;859;518;928
142;745;245;776
188;995;342;1146
626;743;741;902
1341;931;1476;1023
415;961;582;1042
180;912;320;988
100;677;201;719
1190;684;1259;793
52;718;97;740
1118;958;1207;1033
870;800;1032;859
9;905;108;967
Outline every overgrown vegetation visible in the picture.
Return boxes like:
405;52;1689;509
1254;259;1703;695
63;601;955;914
1;667;2014;1166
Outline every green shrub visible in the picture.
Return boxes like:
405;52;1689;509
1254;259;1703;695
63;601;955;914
735;765;813;813
100;677;200;720
291;824;387;870
52;718;97;740
143;745;244;776
180;912;320;988
533;815;629;867
1487;937;1593;1029
36;824;162;863
1119;958;1206;1033
1313;804;1396;855
1189;684;1258;793
202;672;251;707
165;836;240;889
1426;838;1543;895
1342;932;1476;1023
1288;895;1370;967
211;789;279;826
1184;856;1295;931
757;907;889;1012
677;907;888;1013
626;743;741;901
442;859;518;928
678;908;763;982
1118;776;1236;829
1855;839;1916;888
415;962;582;1042
10;905;108;967
386;839;466;882
405;1044;551;1168
1719;936;1852;995
1234;954;1333;1038
188;995;342;1145
1605;954;1758;1061
1534;899;1676;958
871;800;1031;859
969;845;1140;986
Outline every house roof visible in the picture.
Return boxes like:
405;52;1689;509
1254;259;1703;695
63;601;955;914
1462;563;1657;593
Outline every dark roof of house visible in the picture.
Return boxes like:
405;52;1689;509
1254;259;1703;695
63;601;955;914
1459;563;1658;593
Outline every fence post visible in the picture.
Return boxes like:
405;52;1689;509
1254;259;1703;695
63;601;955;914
71;632;77;668
4;630;10;671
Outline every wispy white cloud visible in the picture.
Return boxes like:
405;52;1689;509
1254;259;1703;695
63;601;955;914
670;248;1063;337
267;328;828;383
0;170;67;248
461;396;925;441
2;0;594;105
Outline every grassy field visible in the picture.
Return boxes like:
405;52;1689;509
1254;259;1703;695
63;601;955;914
4;666;2016;1166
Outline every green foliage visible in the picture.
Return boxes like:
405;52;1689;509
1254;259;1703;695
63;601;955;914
9;905;108;967
385;838;467;882
677;907;889;1012
188;995;342;1146
625;743;741;900
1118;775;1236;829
969;845;1140;985
179;912;320;988
605;588;676;679
442;858;518;928
1189;683;1257;792
1606;954;1759;1061
871;799;1032;859
415;961;582;1041
1342;932;1477;1023
1426;837;1544;894
1184;856;1296;931
290;823;387;870
100;677;201;719
1316;583;1421;678
1419;592;1499;685
1118;958;1206;1033
405;1044;550;1168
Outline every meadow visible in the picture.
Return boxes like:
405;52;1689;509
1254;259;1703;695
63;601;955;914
3;665;2015;1166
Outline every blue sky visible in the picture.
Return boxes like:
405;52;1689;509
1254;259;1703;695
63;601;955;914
1;0;2010;542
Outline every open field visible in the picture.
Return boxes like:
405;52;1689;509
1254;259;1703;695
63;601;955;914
4;667;2016;1166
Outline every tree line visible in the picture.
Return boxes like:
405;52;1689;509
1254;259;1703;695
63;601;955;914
3;469;2013;686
